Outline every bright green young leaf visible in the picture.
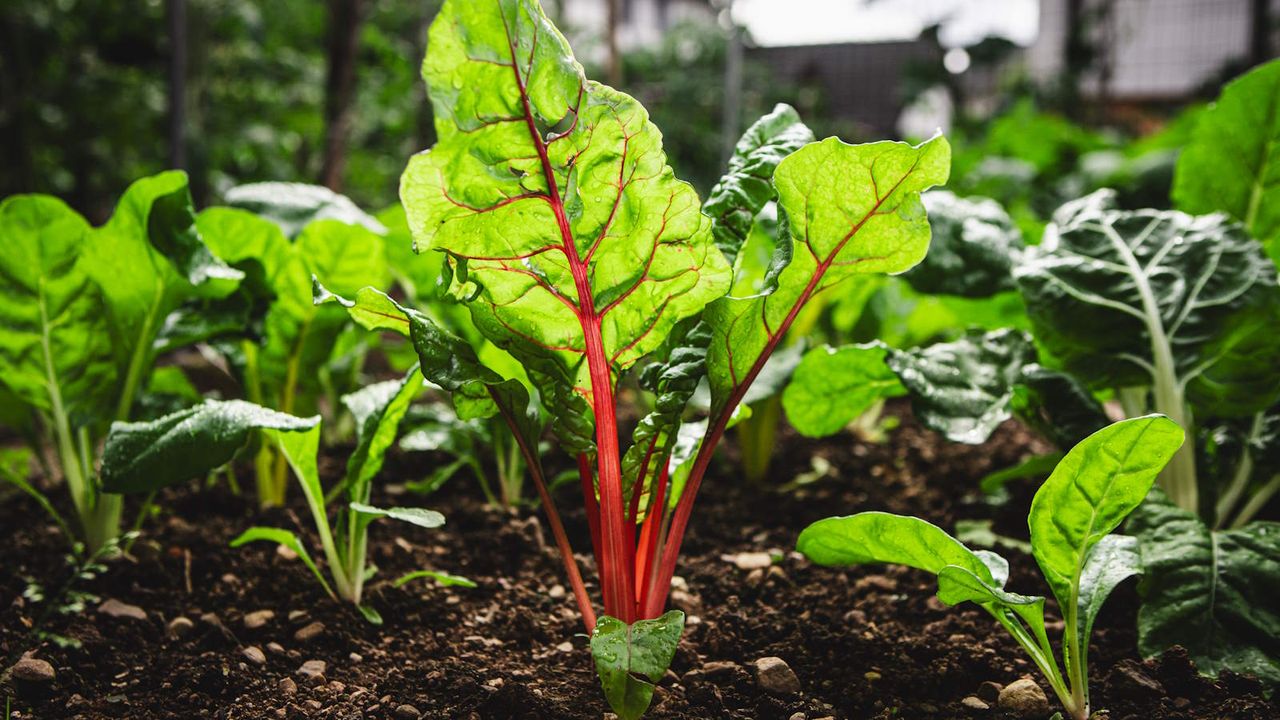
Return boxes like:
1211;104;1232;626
100;400;320;494
401;0;731;403
394;570;478;589
782;343;905;438
591;610;685;720
979;453;1064;494
1014;190;1280;419
702;103;814;263
904;190;1024;297
230;526;335;599
1027;415;1183;615
342;367;426;502
1129;491;1280;686
1172;59;1280;260
886;328;1035;444
0;195;115;420
224;181;386;239
705;135;950;417
798;512;995;583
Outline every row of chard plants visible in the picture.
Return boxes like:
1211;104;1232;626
1;1;1277;717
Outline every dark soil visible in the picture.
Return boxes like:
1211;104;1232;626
2;406;1276;719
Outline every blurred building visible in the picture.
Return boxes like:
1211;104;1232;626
1028;0;1278;102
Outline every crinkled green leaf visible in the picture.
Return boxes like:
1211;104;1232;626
0;195;115;421
224;181;386;239
887;328;1035;444
342;367;426;502
591;611;685;720
1028;415;1183;615
1012;364;1109;448
1130;491;1280;686
401;0;731;406
904;190;1024;297
706;135;950;418
703;103;814;263
1014;190;1280;418
783;342;905;438
1173;59;1280;261
230;526;334;599
100;400;320;494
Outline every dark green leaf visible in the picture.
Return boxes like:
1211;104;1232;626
904;190;1024;297
1130;491;1280;686
100;401;319;494
703;103;814;263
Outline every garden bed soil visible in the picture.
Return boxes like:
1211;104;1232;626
3;406;1276;719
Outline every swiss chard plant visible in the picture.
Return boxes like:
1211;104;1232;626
0;172;246;552
100;366;454;623
195;184;391;507
311;1;951;716
798;416;1185;720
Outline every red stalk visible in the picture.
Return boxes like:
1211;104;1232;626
635;462;668;611
577;453;603;572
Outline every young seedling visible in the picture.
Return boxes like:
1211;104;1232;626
797;415;1184;720
329;1;950;716
101;367;455;623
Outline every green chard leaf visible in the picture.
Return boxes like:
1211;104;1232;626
886;328;1034;444
401;0;731;407
224;181;386;239
1172;58;1280;261
1027;416;1183;621
0;195;115;421
702;103;814;263
705;135;950;418
84;172;243;417
100;401;320;494
903;190;1024;297
394;569;477;589
349;502;446;532
1014;189;1280;419
1130;491;1280;686
782;342;905;438
799;511;996;581
591;610;685;720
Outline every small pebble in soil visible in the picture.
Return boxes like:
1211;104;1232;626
556;641;573;653
394;704;421;719
864;671;881;681
166;616;195;640
243;610;275;629
961;696;989;711
724;551;773;570
9;656;56;683
788;714;806;720
753;656;801;695
98;598;147;621
293;621;325;643
240;646;266;665
548;584;565;599
266;642;285;655
287;609;308;623
349;652;363;663
278;677;297;695
296;660;327;683
997;677;1049;717
702;660;739;678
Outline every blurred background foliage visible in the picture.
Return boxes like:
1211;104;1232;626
0;0;1266;224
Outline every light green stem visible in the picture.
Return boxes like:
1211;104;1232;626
1217;413;1263;526
1232;473;1280;529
